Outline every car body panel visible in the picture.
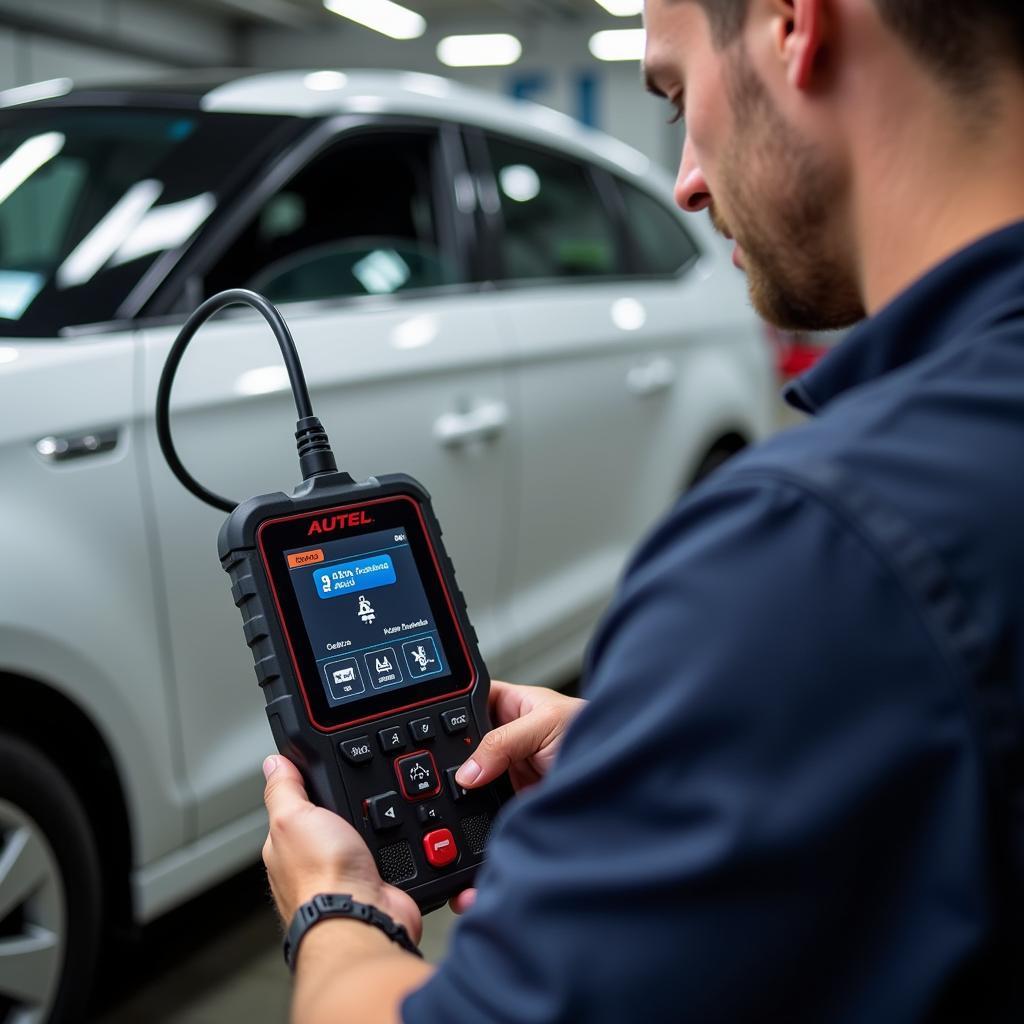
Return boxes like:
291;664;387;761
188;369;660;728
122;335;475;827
0;334;189;864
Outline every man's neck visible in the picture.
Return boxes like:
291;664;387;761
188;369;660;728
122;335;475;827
853;72;1024;316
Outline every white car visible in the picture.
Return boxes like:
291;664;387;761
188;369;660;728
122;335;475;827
0;70;774;1022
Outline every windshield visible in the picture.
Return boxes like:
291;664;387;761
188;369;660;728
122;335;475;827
0;106;291;337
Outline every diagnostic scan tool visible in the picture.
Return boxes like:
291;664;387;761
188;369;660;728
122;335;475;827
157;290;511;909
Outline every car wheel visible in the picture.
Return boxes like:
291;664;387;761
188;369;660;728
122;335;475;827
0;734;102;1024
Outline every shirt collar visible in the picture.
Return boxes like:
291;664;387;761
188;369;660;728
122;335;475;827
784;218;1024;415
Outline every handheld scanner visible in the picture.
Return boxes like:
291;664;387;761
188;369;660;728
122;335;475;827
219;471;510;910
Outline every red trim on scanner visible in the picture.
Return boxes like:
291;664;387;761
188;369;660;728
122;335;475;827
257;495;476;734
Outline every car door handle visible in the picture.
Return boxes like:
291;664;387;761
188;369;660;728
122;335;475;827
627;357;677;397
433;401;508;448
34;427;120;463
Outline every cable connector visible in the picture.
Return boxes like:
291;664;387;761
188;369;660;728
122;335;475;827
295;416;340;481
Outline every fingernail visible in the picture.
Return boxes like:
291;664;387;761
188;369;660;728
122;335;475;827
456;759;481;786
262;756;279;779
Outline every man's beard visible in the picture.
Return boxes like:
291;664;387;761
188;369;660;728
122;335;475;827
712;51;865;332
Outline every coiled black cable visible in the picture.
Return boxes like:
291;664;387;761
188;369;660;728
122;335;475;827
156;288;338;513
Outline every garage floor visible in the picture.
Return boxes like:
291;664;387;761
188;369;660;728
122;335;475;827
95;865;456;1023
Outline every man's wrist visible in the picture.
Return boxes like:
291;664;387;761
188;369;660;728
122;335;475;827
285;893;421;971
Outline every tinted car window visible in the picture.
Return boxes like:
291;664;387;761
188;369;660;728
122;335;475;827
0;108;288;336
485;136;620;282
618;181;699;275
206;131;459;303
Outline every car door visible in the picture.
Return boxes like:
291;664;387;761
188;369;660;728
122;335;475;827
468;131;701;683
138;122;514;837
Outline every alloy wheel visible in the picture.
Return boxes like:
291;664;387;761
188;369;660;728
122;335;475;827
0;799;65;1024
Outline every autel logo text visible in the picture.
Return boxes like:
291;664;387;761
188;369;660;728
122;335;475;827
308;510;374;536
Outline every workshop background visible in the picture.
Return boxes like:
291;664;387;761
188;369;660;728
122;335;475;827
0;2;814;1021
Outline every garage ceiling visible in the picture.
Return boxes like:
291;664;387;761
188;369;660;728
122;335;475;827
187;0;635;29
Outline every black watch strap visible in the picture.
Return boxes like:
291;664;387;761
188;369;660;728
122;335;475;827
284;893;423;971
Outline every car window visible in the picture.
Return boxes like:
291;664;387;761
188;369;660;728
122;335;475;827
484;136;621;282
205;131;460;303
618;181;699;276
0;108;287;337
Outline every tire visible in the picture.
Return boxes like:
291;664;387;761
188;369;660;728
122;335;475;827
0;733;102;1024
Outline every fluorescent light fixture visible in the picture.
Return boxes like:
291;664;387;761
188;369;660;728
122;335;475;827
0;132;65;205
304;70;348;91
322;0;425;40
499;164;541;203
236;365;290;397
589;28;646;61
57;179;163;289
0;78;72;108
593;0;643;14
111;192;216;266
437;33;522;67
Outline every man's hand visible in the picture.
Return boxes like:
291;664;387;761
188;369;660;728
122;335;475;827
262;755;421;941
450;680;585;913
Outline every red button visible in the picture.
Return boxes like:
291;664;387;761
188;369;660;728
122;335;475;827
422;828;458;868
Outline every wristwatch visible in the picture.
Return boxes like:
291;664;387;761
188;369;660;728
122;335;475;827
284;893;423;971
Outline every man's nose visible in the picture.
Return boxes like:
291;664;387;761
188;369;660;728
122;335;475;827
674;136;712;213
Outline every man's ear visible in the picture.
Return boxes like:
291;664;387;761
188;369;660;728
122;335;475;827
771;0;826;90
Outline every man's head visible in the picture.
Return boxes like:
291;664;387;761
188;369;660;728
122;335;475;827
643;0;1024;330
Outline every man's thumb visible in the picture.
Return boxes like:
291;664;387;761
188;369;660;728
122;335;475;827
262;755;309;814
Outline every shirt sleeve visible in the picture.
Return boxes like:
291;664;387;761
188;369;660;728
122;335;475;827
402;473;987;1024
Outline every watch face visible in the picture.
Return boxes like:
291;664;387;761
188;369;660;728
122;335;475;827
259;494;474;730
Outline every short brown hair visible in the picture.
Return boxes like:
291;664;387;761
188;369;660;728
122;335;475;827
689;0;1024;91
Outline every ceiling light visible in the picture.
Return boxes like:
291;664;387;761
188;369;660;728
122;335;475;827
322;0;425;40
437;34;522;68
303;71;348;91
589;28;646;61
593;0;643;14
0;78;72;108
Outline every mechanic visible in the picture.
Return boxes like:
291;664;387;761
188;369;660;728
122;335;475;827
260;0;1024;1019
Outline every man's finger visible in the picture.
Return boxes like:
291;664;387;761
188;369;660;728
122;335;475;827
456;710;552;787
448;888;477;915
262;755;311;818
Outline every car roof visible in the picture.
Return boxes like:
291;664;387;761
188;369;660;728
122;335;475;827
1;69;665;191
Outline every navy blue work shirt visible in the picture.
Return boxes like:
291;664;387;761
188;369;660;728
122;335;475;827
404;222;1024;1023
